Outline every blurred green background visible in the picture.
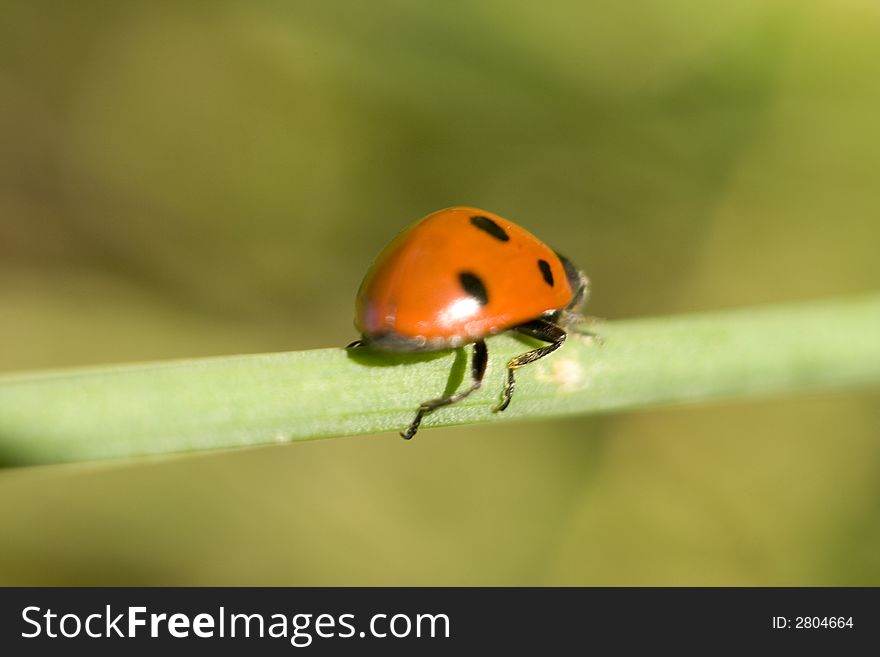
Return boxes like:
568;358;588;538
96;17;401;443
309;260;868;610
1;0;879;585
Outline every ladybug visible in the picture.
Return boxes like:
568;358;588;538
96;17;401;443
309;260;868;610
349;207;591;439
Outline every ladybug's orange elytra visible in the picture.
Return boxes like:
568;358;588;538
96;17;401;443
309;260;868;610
350;207;591;439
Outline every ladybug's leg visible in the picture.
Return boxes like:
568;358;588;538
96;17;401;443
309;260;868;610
401;339;488;440
346;339;364;349
494;319;566;413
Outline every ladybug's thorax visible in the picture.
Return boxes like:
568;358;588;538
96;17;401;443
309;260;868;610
356;207;579;351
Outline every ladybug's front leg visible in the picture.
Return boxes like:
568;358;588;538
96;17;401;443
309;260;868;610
494;320;566;413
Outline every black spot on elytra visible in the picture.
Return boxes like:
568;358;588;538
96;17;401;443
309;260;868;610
470;215;509;242
459;272;488;306
538;259;554;287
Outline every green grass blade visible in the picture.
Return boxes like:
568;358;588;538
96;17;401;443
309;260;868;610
1;293;879;466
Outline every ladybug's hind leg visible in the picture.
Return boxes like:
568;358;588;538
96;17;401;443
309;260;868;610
494;319;566;413
401;339;488;440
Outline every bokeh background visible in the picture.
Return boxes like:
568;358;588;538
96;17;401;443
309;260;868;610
1;0;879;585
